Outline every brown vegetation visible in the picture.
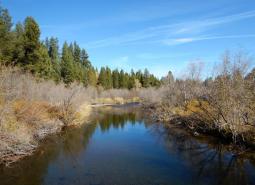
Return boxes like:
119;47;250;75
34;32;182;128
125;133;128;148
0;66;144;166
141;51;255;147
94;88;140;105
0;66;95;166
1;50;254;165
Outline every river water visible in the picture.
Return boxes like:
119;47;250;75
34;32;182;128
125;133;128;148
0;105;255;185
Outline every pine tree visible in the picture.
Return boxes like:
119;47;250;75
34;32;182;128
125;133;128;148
81;49;91;68
33;44;53;79
22;16;41;70
105;67;112;89
48;37;59;61
142;68;150;88
124;72;129;89
13;22;24;65
112;69;119;88
119;69;125;88
119;70;129;88
73;62;84;83
136;70;143;85
69;43;74;57
128;69;136;89
61;42;75;84
151;75;160;87
44;37;50;50
48;37;61;82
88;67;97;86
0;7;14;63
73;41;81;63
98;67;107;88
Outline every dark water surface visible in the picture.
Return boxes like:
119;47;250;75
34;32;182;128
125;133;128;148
0;105;255;185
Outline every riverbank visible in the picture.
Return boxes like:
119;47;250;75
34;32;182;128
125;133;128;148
0;67;141;166
143;101;255;149
0;101;93;166
1;104;254;185
138;51;255;149
0;99;142;166
0;101;141;166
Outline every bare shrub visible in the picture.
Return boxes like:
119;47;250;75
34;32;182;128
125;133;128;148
138;87;167;104
0;66;97;165
143;51;255;145
205;51;255;141
94;88;140;105
99;89;132;99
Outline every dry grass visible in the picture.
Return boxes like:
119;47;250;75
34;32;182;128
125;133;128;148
94;88;140;105
0;66;96;165
73;103;92;125
138;87;167;105
94;97;140;105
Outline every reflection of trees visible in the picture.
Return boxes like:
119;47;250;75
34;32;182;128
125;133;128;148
152;124;255;185
0;122;99;185
92;105;151;132
2;104;254;185
61;123;97;155
0;134;65;185
0;104;145;185
97;112;136;132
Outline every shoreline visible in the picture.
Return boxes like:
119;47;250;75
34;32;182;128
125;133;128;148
1;100;254;167
143;103;255;150
0;104;90;167
0;101;140;167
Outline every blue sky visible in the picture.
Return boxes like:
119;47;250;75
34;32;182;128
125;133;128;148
2;0;255;78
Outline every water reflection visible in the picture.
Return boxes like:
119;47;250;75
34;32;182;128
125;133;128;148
155;124;255;185
91;105;147;132
0;105;254;185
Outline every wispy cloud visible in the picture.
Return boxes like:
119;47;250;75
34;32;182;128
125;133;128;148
84;30;157;48
84;10;255;48
163;34;255;46
40;3;183;33
174;10;255;34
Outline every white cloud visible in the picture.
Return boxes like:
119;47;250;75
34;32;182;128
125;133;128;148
84;10;255;48
174;10;255;34
163;34;255;46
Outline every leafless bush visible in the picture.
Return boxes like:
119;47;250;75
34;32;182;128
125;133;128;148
143;51;255;144
99;89;134;99
205;51;255;141
0;66;97;165
138;87;167;104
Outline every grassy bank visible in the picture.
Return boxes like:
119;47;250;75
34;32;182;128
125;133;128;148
0;67;141;166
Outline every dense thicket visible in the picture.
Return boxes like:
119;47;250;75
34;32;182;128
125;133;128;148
0;6;160;88
144;53;255;145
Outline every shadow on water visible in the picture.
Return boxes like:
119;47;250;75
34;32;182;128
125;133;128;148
0;104;254;185
152;124;255;185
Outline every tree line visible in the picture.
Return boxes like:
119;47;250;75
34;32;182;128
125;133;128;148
0;6;160;89
98;67;160;89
